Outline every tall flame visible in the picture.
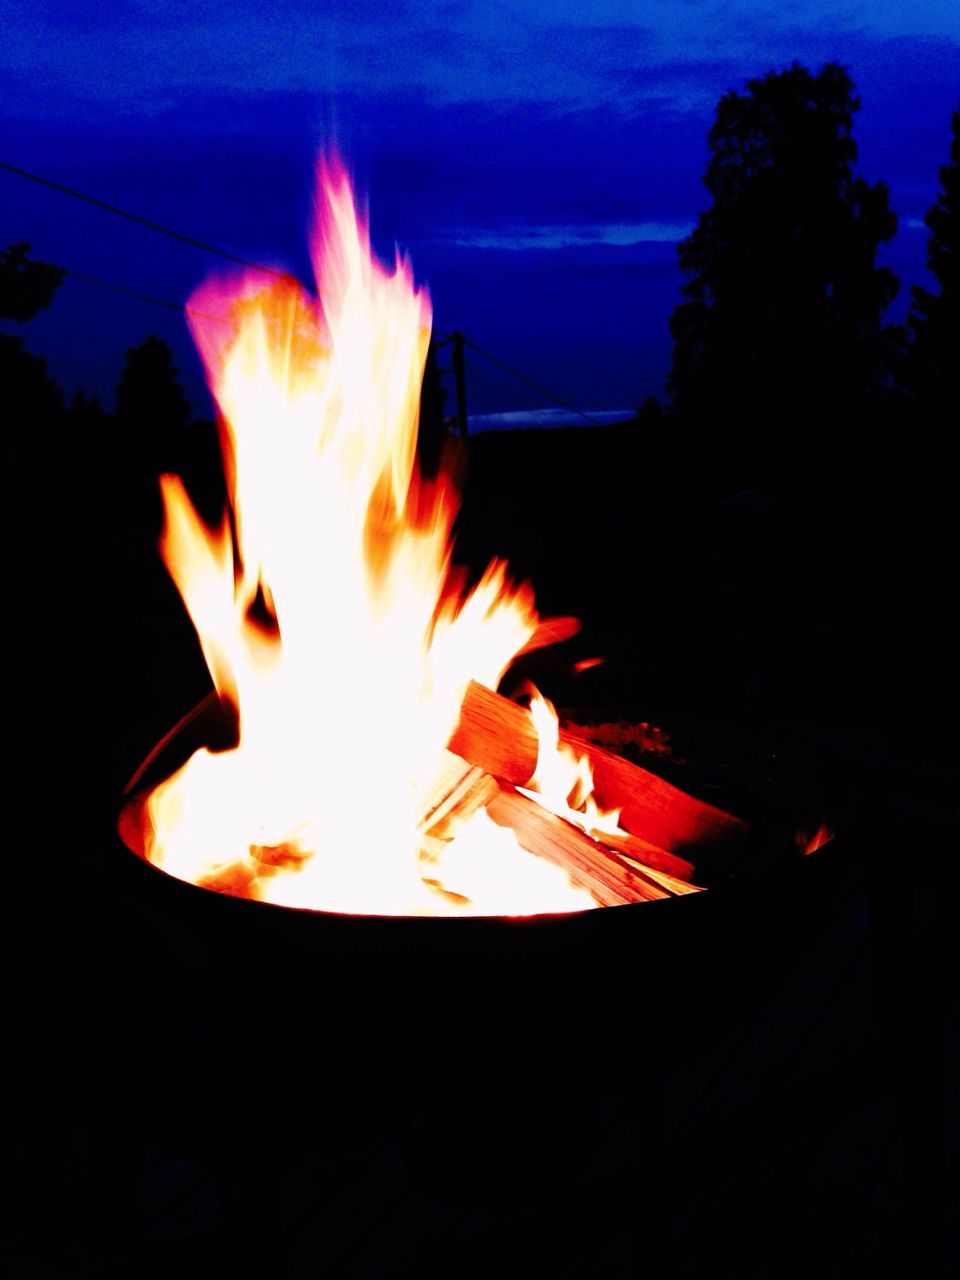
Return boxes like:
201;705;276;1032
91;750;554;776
143;156;594;916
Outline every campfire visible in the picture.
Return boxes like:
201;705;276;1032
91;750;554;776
123;155;749;916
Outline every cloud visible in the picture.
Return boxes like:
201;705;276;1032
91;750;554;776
469;408;636;432
8;2;957;119
440;222;694;250
2;5;957;413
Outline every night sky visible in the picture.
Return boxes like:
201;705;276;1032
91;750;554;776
3;1;959;421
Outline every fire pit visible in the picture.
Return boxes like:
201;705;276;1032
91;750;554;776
114;692;848;1108
111;151;847;1129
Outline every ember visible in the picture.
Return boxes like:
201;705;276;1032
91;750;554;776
128;155;739;915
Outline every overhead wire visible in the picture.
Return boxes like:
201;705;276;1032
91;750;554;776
457;335;601;426
63;268;228;326
3;159;603;425
0;158;286;278
459;350;523;412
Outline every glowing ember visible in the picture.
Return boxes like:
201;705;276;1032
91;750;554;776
140;155;595;916
802;823;833;855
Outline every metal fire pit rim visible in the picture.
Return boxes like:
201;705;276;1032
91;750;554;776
116;690;847;928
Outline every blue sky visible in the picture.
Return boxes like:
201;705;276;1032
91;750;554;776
3;1;958;416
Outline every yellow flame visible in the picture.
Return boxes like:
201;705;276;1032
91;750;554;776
143;155;594;916
524;691;623;836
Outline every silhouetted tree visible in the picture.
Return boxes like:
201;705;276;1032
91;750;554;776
115;335;191;467
0;242;65;323
0;333;63;432
116;335;190;435
1;244;65;449
58;390;109;485
906;105;960;409
69;389;108;431
635;394;664;430
668;63;898;493
114;336;192;534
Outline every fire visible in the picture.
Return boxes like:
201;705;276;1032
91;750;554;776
802;823;833;855
140;156;595;916
524;691;623;838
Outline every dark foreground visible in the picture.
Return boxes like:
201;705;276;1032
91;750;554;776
5;420;956;1277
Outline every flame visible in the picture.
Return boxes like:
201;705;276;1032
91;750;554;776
141;155;594;916
523;692;622;837
802;822;833;855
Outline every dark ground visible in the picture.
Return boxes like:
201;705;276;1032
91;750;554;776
4;418;956;1276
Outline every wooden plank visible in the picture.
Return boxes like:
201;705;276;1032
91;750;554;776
615;855;704;896
419;749;500;840
485;788;666;907
590;829;695;883
448;681;747;855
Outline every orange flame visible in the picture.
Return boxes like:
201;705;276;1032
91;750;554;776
141;156;594;916
802;822;833;855
523;691;623;837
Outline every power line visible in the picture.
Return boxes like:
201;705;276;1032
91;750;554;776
63;268;229;326
0;159;286;278
1;156;601;425
61;268;602;426
57;267;602;430
458;336;601;426
459;357;519;403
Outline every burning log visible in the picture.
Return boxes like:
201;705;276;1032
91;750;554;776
590;829;695;885
448;681;747;856
129;157;766;917
419;749;500;841
486;788;668;908
417;751;502;895
418;748;672;907
612;853;704;897
418;753;686;908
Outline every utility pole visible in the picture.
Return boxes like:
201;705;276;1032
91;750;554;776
450;331;468;438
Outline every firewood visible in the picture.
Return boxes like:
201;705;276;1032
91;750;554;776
448;681;747;856
588;829;695;884
613;854;704;896
447;680;537;782
419;749;500;840
485;787;667;907
418;751;502;897
563;716;671;756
